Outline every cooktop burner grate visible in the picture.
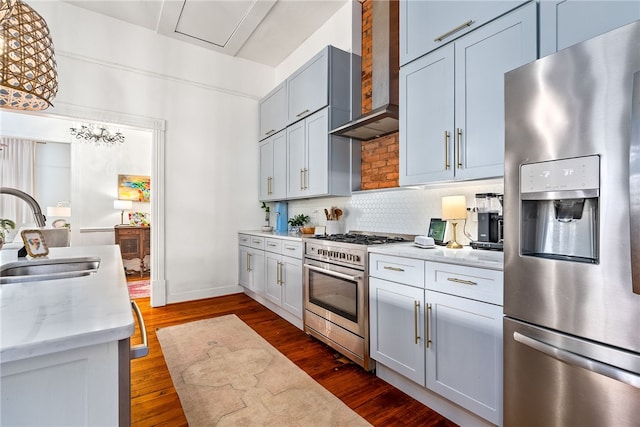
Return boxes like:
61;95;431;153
310;233;408;246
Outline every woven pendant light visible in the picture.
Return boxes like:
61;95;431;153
0;0;16;23
0;0;58;110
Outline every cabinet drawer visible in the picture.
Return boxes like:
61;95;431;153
238;234;251;246
425;262;503;306
265;238;282;254
282;241;303;260
116;229;139;238
250;236;265;250
369;253;425;287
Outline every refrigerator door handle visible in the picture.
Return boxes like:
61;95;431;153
630;71;640;295
513;331;640;389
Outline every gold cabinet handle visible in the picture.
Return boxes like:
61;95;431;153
414;300;421;344
384;265;405;272
434;20;474;42
247;253;252;272
296;109;310;117
300;169;304;191
265;129;275;136
447;277;477;286
444;130;450;170
303;168;308;190
277;261;283;285
456;128;463;168
425;303;432;348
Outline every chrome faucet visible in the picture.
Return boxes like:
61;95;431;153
0;187;46;227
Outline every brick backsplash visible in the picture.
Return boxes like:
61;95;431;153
283;180;504;245
359;0;399;190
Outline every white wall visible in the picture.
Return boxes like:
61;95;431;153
10;1;277;303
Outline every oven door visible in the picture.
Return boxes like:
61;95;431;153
303;258;365;336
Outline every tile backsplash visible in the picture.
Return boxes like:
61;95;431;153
279;179;504;245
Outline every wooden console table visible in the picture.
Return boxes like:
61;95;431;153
114;225;150;277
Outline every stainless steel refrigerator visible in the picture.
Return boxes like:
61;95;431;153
503;20;640;426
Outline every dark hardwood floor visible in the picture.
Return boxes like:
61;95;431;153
130;293;457;426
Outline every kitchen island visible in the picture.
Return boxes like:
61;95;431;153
0;245;135;425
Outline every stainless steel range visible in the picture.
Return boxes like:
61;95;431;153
303;232;411;371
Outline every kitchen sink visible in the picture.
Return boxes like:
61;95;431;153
0;256;101;284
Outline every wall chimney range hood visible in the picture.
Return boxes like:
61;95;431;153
331;0;399;141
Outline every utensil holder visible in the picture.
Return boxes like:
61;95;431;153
326;220;340;235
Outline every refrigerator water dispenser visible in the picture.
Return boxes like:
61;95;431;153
520;156;600;263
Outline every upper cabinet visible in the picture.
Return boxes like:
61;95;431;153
258;46;357;142
259;130;287;201
400;0;529;66
539;0;640;58
287;46;354;125
286;107;353;199
258;83;287;141
258;45;359;201
400;2;537;185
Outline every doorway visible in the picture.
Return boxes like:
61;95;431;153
0;103;167;306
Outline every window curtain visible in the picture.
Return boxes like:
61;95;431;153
0;137;37;227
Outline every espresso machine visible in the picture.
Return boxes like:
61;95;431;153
471;193;504;251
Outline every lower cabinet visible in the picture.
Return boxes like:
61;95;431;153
238;236;265;296
1;341;120;425
265;252;303;319
369;253;503;425
239;233;303;328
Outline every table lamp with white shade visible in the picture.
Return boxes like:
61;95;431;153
442;195;467;249
47;202;71;228
114;200;133;225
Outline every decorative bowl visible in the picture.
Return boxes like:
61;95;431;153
261;226;273;232
300;227;315;235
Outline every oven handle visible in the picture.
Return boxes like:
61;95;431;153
304;264;362;282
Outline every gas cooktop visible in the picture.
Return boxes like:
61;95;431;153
309;233;409;246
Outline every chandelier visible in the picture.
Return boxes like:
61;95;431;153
70;123;125;146
0;0;58;110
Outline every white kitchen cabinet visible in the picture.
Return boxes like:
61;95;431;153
370;276;426;384
400;0;529;66
259;130;287;201
539;0;640;58
286;107;353;199
1;341;120;426
239;233;303;328
238;234;265;296
286;46;354;125
369;253;504;425
259;82;287;140
265;253;303;318
400;2;537;185
264;240;303;319
425;290;503;426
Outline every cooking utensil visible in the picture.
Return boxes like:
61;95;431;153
335;208;343;220
324;208;330;220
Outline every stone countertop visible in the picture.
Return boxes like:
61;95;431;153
368;243;504;271
0;245;134;364
238;230;305;242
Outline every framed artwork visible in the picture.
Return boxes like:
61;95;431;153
118;174;150;202
21;230;49;257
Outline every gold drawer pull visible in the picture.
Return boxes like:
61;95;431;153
434;20;474;42
447;277;477;286
285;247;296;251
425;303;432;348
414;300;421;344
384;266;405;272
444;130;450;170
268;243;277;247
296;109;310;117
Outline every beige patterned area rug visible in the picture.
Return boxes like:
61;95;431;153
157;315;371;426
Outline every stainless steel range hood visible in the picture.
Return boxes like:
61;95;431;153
331;0;399;141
